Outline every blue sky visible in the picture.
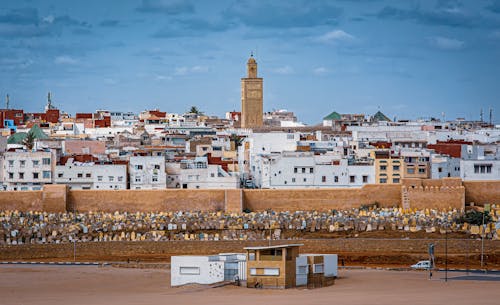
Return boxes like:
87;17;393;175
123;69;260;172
1;0;500;124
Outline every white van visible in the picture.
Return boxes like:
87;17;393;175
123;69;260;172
411;260;431;270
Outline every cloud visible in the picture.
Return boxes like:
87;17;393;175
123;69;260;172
99;20;120;27
154;74;172;81
54;55;78;65
0;8;90;39
428;36;465;50
317;29;355;44
0;8;39;24
136;0;194;15
271;66;294;75
174;65;209;76
486;0;500;14
224;1;342;28
313;67;330;75
153;18;230;38
376;4;482;28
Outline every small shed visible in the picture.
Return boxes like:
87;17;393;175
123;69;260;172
244;244;303;289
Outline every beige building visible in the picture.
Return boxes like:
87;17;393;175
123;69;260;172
245;244;301;289
241;55;263;128
370;150;402;184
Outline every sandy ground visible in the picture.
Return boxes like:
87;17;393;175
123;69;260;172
0;265;498;305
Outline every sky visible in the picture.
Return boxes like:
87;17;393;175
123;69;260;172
1;0;500;124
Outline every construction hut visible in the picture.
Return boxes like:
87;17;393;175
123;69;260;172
244;244;302;289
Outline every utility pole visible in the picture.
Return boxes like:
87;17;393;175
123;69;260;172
5;94;9;109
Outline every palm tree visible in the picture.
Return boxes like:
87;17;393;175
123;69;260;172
23;131;36;150
188;106;204;115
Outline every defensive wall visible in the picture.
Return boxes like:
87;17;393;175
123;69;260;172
0;239;498;265
0;178;498;213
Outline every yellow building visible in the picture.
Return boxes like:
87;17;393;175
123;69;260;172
370;150;402;184
245;244;301;289
241;54;263;128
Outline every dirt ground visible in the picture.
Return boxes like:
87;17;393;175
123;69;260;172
1;265;498;305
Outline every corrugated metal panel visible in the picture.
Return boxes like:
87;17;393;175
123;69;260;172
238;261;247;281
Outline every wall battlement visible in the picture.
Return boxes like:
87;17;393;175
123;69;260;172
0;179;497;213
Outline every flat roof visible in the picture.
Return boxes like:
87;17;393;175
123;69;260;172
244;244;304;250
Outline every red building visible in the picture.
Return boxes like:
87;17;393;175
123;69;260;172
427;140;472;158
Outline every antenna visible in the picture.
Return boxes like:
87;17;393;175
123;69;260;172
489;108;493;125
5;94;9;109
480;108;483;122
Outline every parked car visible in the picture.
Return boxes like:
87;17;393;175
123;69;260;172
411;260;431;270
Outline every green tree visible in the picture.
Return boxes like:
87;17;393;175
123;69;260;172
188;106;203;115
459;210;492;226
230;133;244;148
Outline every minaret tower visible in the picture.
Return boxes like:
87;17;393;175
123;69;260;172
241;53;263;128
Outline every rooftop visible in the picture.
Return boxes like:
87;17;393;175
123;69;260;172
244;244;303;250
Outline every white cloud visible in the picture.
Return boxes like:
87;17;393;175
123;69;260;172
155;74;172;81
313;67;329;75
317;30;355;44
104;78;118;85
43;15;55;24
54;55;78;65
429;36;465;50
174;65;208;75
272;65;294;75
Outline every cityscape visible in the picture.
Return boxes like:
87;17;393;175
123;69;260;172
1;1;499;305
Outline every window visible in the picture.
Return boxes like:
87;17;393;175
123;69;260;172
294;168;298;173
8;160;14;167
58;173;63;178
33;172;39;179
418;168;426;174
109;176;114;182
407;168;415;174
86;173;91;178
292;178;296;183
77;173;83;178
19;160;25;167
180;267;200;275
349;175;355;183
393;165;400;171
474;164;492;174
97;176;103;181
42;171;51;179
118;176;123;182
152;176;158;182
135;176;141;182
303;178;307;182
334;176;339;183
380;165;387;171
313;264;324;274
438;167;442;173
19;172;24;179
309;168;314;174
380;178;387;183
322;176;326;182
362;175;368;183
8;172;14;179
302;168;306;173
393;178;400;183
42;158;51;165
154;164;160;170
263;268;280;276
135;165;143;170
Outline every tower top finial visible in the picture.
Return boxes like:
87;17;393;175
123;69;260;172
250;51;253;57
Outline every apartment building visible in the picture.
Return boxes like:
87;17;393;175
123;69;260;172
2;150;55;190
460;145;500;181
166;157;238;189
55;160;127;190
370;150;402;184
252;151;375;189
128;156;166;189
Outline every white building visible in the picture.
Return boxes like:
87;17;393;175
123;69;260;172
129;156;166;189
253;151;375;189
171;254;247;287
430;154;461;179
460;145;500;181
239;132;300;182
166;157;239;189
2;150;55;191
55;160;127;190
